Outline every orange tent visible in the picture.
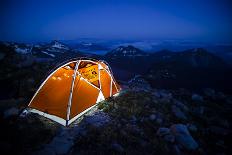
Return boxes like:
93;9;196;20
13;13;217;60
27;58;120;126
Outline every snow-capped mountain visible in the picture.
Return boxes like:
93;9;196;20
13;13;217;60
44;40;69;53
0;41;86;64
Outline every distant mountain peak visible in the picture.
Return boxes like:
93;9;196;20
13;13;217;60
50;40;69;50
106;45;148;57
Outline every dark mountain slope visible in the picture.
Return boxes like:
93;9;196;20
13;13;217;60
146;48;232;92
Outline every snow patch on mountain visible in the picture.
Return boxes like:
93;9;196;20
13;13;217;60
50;41;69;51
41;51;55;57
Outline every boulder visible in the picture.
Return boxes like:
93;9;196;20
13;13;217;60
172;105;187;120
170;124;198;150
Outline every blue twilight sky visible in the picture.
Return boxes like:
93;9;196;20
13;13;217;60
0;0;232;43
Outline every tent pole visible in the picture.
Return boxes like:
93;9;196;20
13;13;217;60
66;61;80;126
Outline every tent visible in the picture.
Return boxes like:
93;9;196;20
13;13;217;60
26;58;120;126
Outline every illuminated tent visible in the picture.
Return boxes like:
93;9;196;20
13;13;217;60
27;58;120;126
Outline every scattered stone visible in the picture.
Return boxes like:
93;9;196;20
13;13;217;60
171;105;187;120
192;94;203;102
4;107;19;118
171;124;198;150
20;109;29;117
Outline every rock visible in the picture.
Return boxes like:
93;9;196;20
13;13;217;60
20;109;29;117
164;134;175;143
192;94;203;102
174;100;189;112
171;105;187;120
4;107;19;118
111;143;124;153
149;114;156;121
171;124;198;150
156;127;170;136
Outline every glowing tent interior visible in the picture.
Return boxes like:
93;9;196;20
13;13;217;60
26;58;120;126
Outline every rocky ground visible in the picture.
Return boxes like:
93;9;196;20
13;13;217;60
0;76;232;155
